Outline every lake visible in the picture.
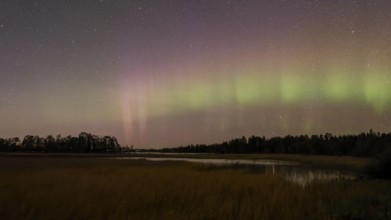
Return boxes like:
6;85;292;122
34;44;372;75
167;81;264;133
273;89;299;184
115;156;355;186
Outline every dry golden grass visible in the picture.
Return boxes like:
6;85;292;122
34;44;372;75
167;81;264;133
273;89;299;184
0;158;389;220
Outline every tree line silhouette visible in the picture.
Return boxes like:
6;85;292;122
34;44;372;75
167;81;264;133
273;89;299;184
0;132;120;153
143;130;391;157
1;130;391;157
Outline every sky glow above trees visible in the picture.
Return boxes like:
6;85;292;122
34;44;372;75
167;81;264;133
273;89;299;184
1;0;391;147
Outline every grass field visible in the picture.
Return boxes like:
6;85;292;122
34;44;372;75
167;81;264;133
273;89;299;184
0;157;390;220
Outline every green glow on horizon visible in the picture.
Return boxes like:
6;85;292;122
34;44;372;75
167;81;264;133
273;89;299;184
235;74;278;105
173;82;213;111
135;70;391;121
324;73;361;102
235;76;263;104
364;73;391;113
280;73;311;103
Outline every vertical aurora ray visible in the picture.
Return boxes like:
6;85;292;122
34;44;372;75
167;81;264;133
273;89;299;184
120;72;150;142
121;90;133;144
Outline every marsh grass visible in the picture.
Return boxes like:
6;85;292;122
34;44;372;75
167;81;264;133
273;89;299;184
0;158;389;220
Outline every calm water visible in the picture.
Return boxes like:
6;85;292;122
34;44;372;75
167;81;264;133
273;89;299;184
115;157;355;186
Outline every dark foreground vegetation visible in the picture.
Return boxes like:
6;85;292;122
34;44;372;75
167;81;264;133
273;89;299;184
366;148;391;179
0;158;390;220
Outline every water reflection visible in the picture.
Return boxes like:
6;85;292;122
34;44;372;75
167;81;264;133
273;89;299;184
116;157;297;165
263;165;354;186
115;157;354;186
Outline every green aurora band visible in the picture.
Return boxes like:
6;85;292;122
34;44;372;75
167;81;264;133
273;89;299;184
139;69;391;119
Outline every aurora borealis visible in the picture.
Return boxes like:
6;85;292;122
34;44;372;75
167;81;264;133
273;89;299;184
1;0;391;147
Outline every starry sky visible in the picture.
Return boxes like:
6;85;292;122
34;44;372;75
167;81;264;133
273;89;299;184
1;0;391;147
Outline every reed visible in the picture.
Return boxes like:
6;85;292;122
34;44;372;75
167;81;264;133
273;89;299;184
0;158;389;220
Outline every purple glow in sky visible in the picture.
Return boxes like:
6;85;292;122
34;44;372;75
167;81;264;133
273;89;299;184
1;0;391;147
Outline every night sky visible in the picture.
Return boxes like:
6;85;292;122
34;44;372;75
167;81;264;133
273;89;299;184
1;0;391;147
